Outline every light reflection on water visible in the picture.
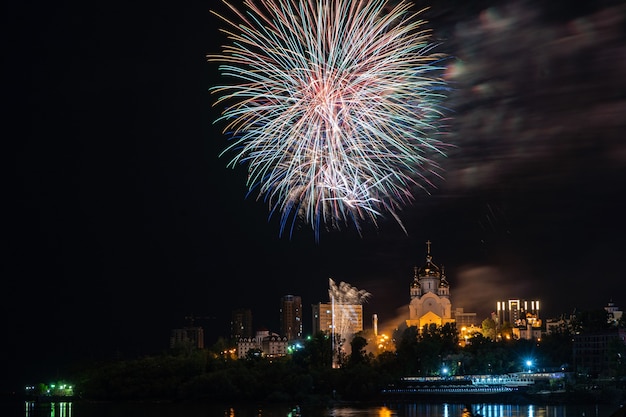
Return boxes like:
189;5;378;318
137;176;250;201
25;402;73;417
401;403;614;417
17;401;620;417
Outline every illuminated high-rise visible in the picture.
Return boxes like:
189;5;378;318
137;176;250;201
280;295;303;341
496;299;542;340
495;299;541;327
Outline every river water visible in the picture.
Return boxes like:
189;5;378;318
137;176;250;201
10;400;624;417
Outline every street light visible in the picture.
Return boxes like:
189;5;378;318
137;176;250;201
525;359;533;373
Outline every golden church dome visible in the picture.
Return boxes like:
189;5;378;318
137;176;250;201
418;256;440;278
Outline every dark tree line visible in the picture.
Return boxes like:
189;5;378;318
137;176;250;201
65;310;624;404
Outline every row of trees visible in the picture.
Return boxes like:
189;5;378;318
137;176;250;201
64;309;624;404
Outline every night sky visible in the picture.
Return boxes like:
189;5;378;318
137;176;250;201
5;0;626;393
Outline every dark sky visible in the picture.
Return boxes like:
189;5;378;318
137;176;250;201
5;0;626;393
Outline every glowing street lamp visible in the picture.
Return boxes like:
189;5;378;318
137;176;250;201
525;359;533;373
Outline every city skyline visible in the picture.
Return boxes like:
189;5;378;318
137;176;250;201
6;0;625;395
209;262;621;344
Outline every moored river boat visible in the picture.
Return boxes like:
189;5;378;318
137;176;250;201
381;374;535;400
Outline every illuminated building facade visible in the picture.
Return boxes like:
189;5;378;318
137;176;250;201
605;300;623;325
406;241;454;330
237;328;288;358
312;302;363;337
280;294;303;341
454;307;477;328
495;299;542;340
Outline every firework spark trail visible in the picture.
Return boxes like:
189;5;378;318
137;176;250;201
328;278;371;352
328;278;371;305
209;0;450;240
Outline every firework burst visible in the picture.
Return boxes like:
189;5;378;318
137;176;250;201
209;0;450;240
328;278;371;364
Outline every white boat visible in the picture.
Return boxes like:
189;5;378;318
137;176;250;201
469;374;535;388
382;374;535;396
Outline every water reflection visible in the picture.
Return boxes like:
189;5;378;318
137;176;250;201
379;406;396;417
402;403;614;417
328;406;399;416
17;401;619;417
25;402;72;417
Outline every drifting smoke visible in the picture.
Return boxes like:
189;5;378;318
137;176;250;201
441;0;626;197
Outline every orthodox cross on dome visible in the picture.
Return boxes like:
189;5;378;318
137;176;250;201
425;240;433;263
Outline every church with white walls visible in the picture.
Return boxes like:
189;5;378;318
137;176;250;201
406;241;455;329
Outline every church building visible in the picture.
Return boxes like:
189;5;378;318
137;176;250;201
406;241;455;330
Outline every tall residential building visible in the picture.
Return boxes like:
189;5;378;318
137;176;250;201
406;241;454;330
231;308;253;341
280;295;303;341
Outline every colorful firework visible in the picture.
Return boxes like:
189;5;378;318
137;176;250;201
209;0;450;240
